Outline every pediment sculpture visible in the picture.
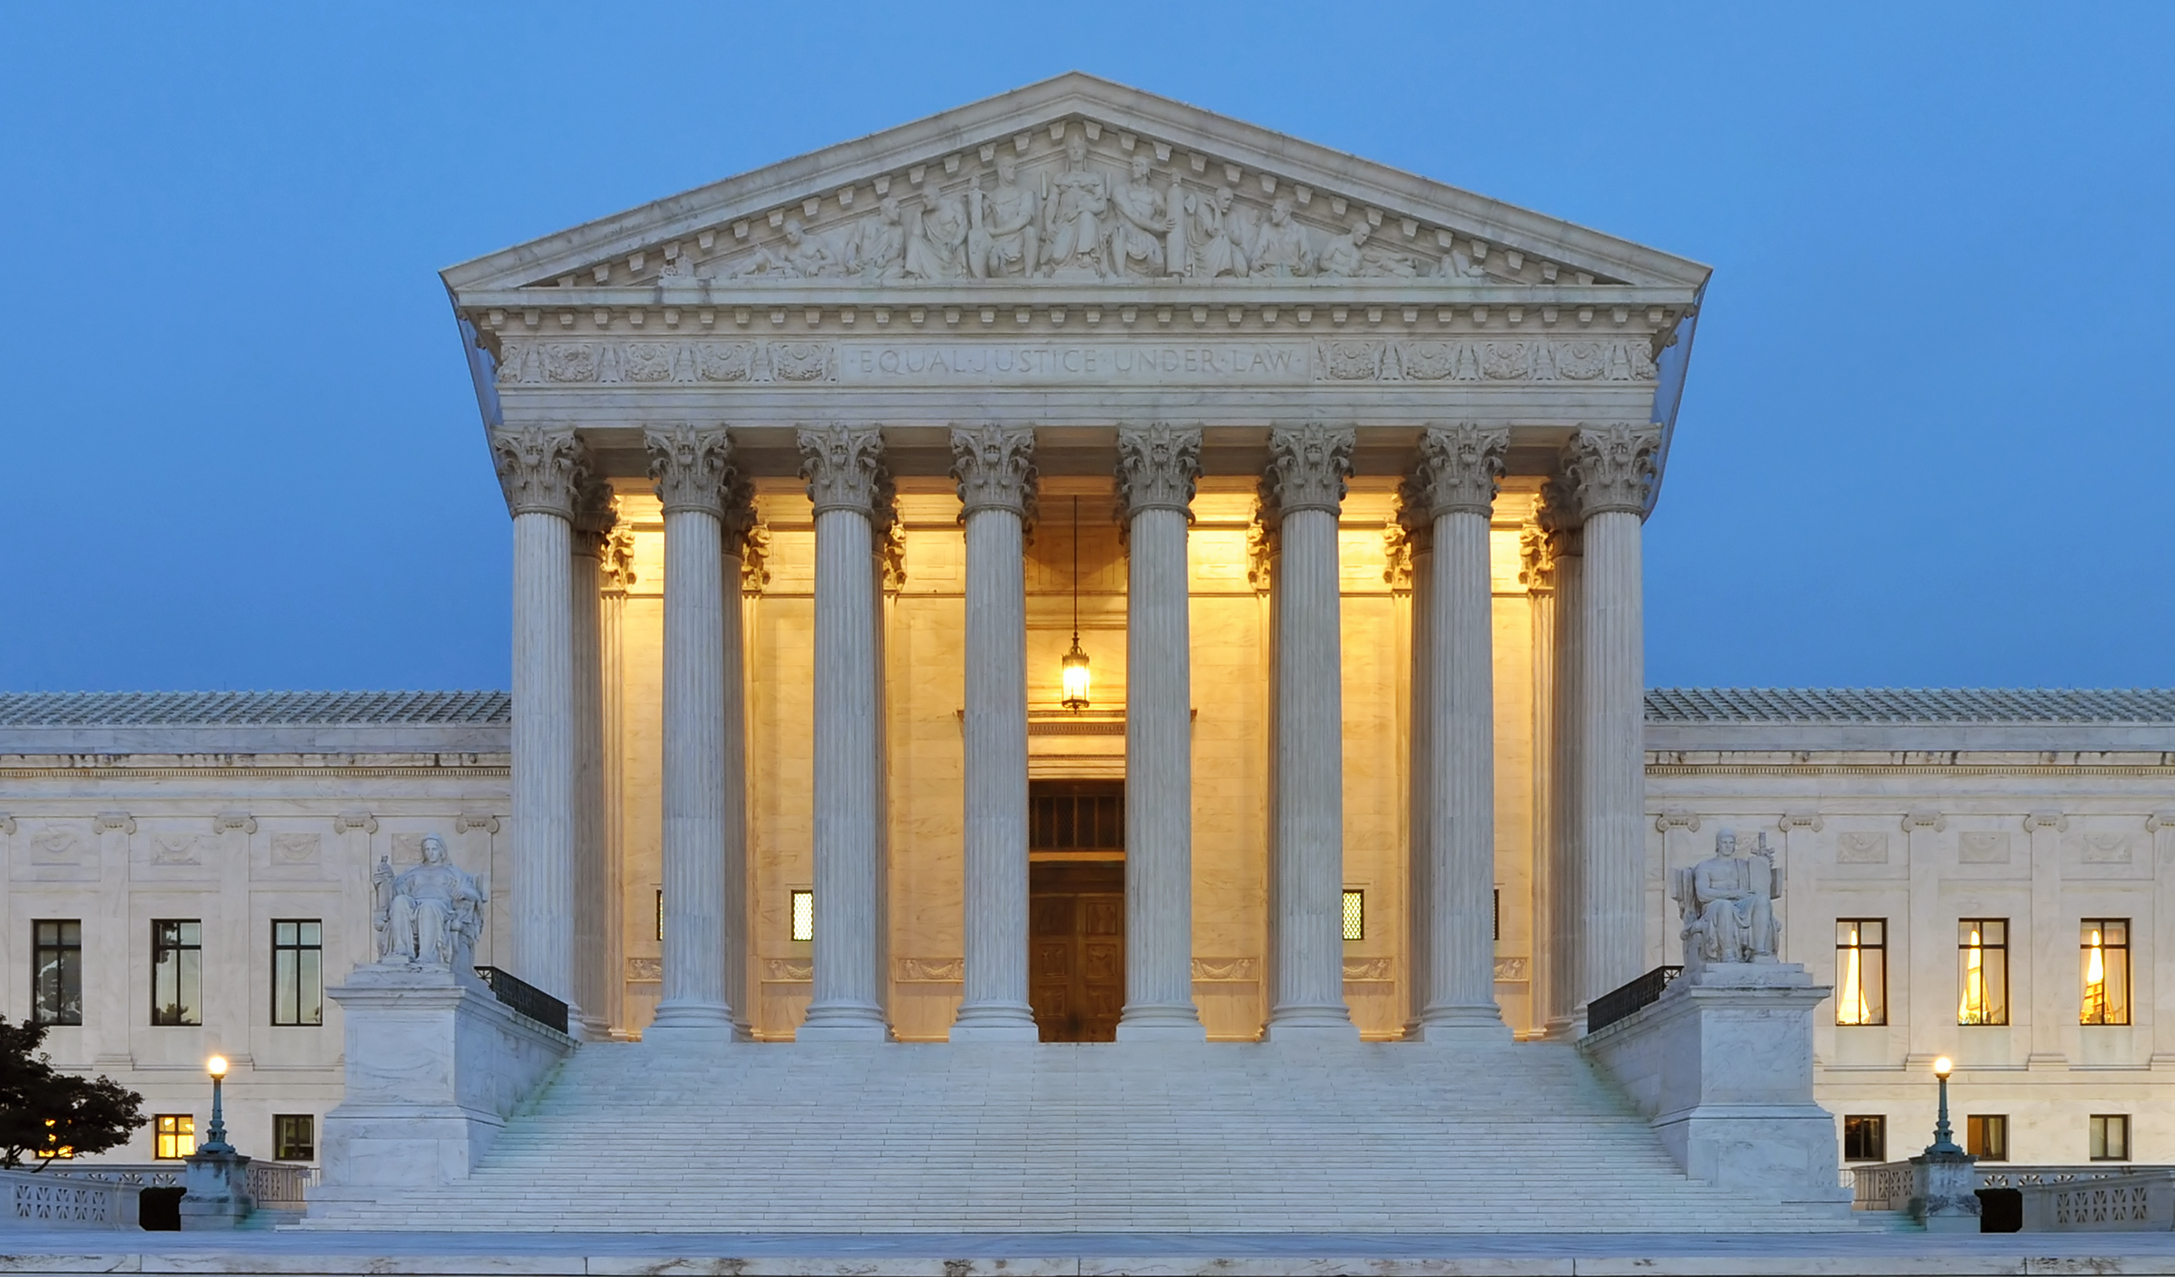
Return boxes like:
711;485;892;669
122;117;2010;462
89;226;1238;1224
1671;828;1782;971
370;833;488;970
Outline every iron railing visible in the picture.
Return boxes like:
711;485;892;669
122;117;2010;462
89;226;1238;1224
244;1160;318;1207
1586;965;1683;1033
476;966;569;1034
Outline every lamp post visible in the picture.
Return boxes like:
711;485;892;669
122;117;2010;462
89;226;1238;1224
1927;1055;1963;1156
1908;1053;1979;1232
202;1055;235;1155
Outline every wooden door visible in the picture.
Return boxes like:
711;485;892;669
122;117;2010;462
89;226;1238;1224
1029;860;1125;1041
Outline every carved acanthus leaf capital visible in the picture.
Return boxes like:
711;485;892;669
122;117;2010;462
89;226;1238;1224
1517;528;1553;592
740;522;773;594
600;523;637;594
645;425;736;518
1260;422;1354;519
1385;472;1432;589
1560;423;1661;517
949;424;1038;517
1414;423;1509;518
1115;424;1202;518
489;425;588;519
797;424;889;518
570;472;617;556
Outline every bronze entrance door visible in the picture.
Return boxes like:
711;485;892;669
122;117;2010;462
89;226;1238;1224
1028;860;1125;1041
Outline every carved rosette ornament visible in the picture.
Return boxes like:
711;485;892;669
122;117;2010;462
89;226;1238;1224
1560;424;1661;517
1415;424;1509;518
949;424;1038;517
1115;424;1203;517
645;425;736;517
797;424;888;518
489;425;587;518
1260;423;1355;519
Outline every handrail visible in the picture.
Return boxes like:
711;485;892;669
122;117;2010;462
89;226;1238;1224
476;965;570;1034
1586;965;1683;1033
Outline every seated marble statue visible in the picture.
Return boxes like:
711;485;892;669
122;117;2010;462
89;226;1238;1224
1672;827;1781;969
371;833;488;968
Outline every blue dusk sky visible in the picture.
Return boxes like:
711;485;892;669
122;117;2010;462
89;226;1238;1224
1;4;2168;695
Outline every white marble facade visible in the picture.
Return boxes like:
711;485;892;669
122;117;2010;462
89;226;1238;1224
2;76;2172;1175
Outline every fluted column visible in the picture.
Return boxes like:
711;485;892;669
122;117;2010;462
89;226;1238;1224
721;498;758;1041
797;425;893;1042
1563;425;1660;1015
1116;425;1207;1041
489;425;587;1023
949;424;1040;1042
569;477;614;1039
645;425;738;1034
1396;488;1433;1034
1262;423;1359;1041
598;526;634;1035
1410;424;1510;1039
1534;494;1585;1037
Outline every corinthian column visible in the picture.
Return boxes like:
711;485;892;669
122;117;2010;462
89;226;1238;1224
1409;424;1509;1040
644;425;738;1035
488;424;587;1025
1115;424;1206;1041
797;424;893;1042
1562;424;1660;1014
948;423;1040;1042
569;476;615;1040
1261;423;1359;1041
1536;486;1584;1037
1396;485;1434;1035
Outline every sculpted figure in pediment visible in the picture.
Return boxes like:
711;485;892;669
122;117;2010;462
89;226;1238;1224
1041;131;1110;278
1105;152;1173;278
904;179;969;281
1184;184;1249;280
967;152;1039;280
1316;217;1371;277
1250;195;1312;277
850;196;908;284
733;218;841;280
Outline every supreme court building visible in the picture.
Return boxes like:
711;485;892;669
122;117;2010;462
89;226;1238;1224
6;76;2173;1227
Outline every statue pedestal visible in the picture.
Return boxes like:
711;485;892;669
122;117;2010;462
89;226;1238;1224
313;963;574;1198
178;1150;252;1229
1581;963;1848;1208
1911;1150;1982;1232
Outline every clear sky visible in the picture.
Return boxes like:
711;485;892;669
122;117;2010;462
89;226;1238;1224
2;4;2169;694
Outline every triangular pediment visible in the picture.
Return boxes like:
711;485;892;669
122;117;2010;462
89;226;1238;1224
444;73;1708;301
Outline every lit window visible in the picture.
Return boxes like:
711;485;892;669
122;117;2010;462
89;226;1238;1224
272;920;323;1027
274;1114;315;1162
37;1118;74;1161
2090;1114;2130;1162
1957;919;2008;1026
1341;890;1364;942
154;1114;196;1160
151;921;203;1027
1842;1115;1887;1163
1967;1114;2008;1162
791;890;815;943
2082;920;2130;1025
1834;920;1886;1025
32;920;83;1027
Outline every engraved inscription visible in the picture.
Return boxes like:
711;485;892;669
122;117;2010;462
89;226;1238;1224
838;341;1313;385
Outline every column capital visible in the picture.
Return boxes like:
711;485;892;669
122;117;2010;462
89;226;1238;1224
1386;472;1434;589
1560;423;1662;517
1261;422;1354;519
490;425;588;519
1116;423;1202;517
1414;424;1509;519
798;424;888;517
645;425;736;518
569;475;616;558
600;525;637;595
949;424;1038;517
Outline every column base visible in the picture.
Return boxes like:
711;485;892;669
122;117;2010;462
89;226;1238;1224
797;1003;892;1042
1116;1007;1208;1042
647;1002;737;1036
950;1002;1040;1042
1263;1006;1360;1042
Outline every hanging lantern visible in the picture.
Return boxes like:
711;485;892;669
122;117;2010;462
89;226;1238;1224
1061;635;1092;711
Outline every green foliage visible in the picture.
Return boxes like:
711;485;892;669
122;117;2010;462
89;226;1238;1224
0;1016;147;1169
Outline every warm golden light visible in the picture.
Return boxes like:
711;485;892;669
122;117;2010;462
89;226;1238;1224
1934;1056;1953;1079
205;1055;228;1079
1060;637;1091;712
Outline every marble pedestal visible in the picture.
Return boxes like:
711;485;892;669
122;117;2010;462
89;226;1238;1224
316;964;574;1194
1911;1150;1983;1232
178;1151;252;1229
1580;963;1847;1206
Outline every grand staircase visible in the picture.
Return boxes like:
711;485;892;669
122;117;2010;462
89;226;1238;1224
304;1036;1856;1233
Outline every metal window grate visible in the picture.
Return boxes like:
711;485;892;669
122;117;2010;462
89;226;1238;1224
1029;780;1124;851
790;890;815;943
1341;890;1364;941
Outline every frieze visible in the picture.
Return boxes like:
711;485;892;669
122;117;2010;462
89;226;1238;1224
493;335;1654;389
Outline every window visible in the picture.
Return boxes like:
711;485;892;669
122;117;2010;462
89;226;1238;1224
1842;1115;1887;1163
1028;780;1124;851
271;920;323;1027
1835;920;1886;1025
1339;889;1365;941
32;920;82;1026
1967;1114;2009;1161
1958;919;2008;1026
153;1114;196;1160
151;920;203;1027
790;889;815;943
2090;1114;2130;1162
2082;920;2130;1025
274;1114;315;1162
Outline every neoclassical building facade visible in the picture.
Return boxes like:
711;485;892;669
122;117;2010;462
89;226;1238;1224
3;76;2170;1179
